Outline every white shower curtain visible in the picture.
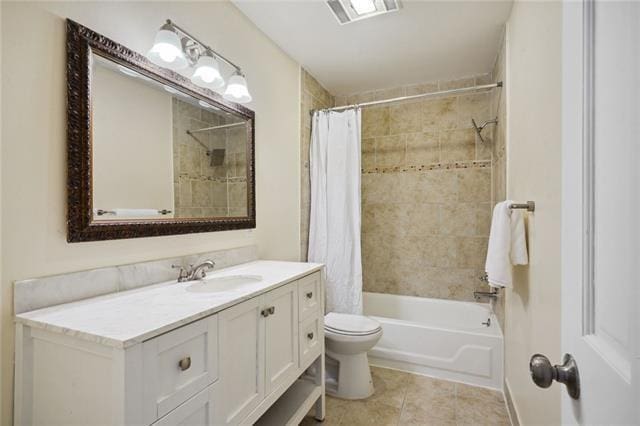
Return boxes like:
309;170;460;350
308;108;363;315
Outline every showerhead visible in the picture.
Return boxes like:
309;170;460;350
471;117;498;143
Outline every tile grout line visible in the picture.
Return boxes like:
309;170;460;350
395;379;409;426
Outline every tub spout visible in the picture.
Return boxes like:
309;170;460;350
474;290;499;301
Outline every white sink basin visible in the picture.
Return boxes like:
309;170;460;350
185;275;263;294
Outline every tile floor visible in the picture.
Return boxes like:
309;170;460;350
302;366;511;426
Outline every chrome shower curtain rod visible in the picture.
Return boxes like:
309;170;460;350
316;81;503;113
186;121;246;135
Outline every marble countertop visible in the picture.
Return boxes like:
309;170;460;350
15;260;323;349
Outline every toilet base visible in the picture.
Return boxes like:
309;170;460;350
325;349;374;400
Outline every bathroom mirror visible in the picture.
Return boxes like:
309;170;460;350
66;20;255;242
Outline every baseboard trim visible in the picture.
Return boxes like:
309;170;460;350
504;378;521;426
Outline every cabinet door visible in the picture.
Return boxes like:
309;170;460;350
215;297;265;425
153;385;214;426
264;282;299;395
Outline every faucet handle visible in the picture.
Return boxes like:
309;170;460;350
171;264;190;282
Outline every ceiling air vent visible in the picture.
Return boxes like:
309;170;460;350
326;0;401;25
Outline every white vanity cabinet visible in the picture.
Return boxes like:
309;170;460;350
14;266;324;426
215;281;300;425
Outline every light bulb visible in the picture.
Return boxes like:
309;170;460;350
224;73;252;104
191;55;224;89
146;24;188;71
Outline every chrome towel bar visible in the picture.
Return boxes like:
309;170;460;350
509;201;535;212
96;209;172;216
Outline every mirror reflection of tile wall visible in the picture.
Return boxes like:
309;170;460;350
172;99;248;218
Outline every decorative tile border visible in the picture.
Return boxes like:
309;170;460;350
14;245;258;314
362;160;491;174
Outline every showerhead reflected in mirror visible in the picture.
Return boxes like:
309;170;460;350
91;54;250;222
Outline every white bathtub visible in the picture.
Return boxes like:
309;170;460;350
364;292;504;390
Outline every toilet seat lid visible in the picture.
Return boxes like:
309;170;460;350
324;312;381;336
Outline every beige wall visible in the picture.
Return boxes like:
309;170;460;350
504;1;562;424
0;1;300;422
93;63;175;212
340;76;495;303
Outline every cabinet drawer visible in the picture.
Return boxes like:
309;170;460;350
299;315;322;368
298;272;321;322
143;315;218;422
152;384;214;426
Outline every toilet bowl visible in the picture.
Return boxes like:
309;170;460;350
324;312;382;399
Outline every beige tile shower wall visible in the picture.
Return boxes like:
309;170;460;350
491;34;507;330
299;69;334;260
345;75;494;301
173;98;226;218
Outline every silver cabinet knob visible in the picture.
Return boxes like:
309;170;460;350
530;353;580;399
261;306;276;317
178;356;191;371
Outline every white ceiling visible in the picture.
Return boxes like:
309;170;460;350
232;0;513;95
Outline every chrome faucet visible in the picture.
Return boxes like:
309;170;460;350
474;289;499;301
172;260;216;282
189;260;216;280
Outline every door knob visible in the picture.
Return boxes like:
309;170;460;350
530;353;580;399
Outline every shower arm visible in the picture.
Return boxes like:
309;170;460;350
472;117;499;143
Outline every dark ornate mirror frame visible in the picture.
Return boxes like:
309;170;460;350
66;20;256;242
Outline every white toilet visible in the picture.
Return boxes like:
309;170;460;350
324;312;383;399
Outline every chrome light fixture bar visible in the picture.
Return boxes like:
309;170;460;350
147;19;252;103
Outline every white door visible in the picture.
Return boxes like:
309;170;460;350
561;0;639;424
264;282;299;395
215;297;265;425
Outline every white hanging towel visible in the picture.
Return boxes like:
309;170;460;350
113;209;161;217
485;200;529;288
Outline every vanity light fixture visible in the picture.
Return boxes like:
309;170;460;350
117;65;142;77
147;19;252;103
163;85;179;94
147;22;188;70
198;100;221;111
224;72;252;104
191;54;224;89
